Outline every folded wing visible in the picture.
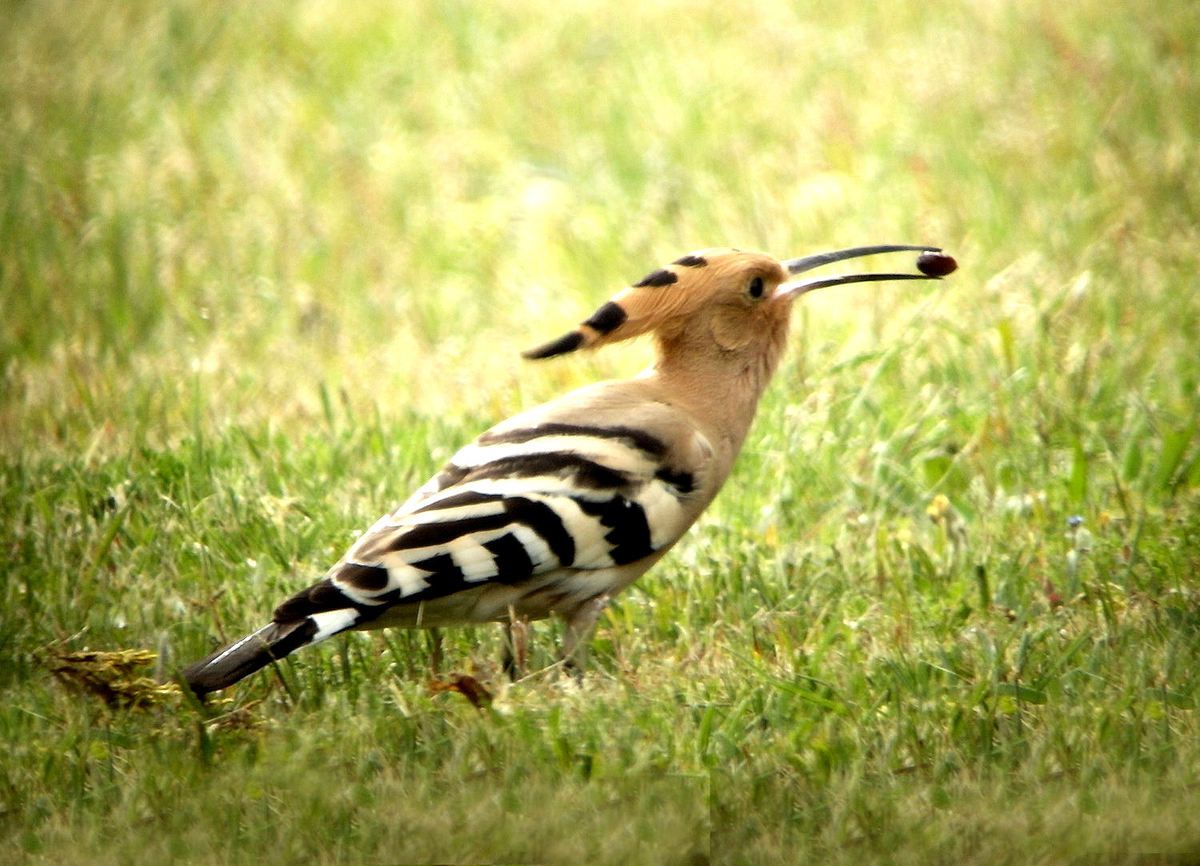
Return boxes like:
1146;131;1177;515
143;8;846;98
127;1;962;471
271;418;707;636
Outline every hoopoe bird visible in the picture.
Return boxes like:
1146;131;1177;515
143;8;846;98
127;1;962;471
183;244;956;696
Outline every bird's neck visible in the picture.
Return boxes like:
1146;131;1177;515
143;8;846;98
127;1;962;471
648;323;790;456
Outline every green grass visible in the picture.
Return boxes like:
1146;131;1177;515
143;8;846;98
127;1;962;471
3;0;1200;863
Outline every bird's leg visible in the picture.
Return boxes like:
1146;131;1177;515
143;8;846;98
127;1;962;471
426;627;443;676
560;595;610;681
501;623;515;679
500;615;530;681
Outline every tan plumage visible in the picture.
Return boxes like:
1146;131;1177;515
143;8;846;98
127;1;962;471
183;244;954;696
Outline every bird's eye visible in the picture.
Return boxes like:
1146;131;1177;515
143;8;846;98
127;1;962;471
747;276;764;299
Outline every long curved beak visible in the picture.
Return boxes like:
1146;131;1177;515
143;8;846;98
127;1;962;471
776;244;948;300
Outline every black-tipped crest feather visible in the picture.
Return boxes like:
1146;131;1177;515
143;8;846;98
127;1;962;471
522;330;585;360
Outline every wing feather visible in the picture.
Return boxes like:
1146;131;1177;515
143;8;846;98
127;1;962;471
324;419;707;609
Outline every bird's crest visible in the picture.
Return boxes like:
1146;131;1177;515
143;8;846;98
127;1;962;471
523;249;786;359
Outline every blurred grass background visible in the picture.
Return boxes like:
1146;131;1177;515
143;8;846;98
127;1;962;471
2;0;1199;864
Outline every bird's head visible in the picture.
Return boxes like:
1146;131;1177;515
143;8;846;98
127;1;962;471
523;244;955;364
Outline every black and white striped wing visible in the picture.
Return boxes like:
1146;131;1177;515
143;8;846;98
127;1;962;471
272;421;708;636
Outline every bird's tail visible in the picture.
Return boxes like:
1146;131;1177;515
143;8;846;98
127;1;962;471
183;574;371;697
181;621;310;697
182;607;359;697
